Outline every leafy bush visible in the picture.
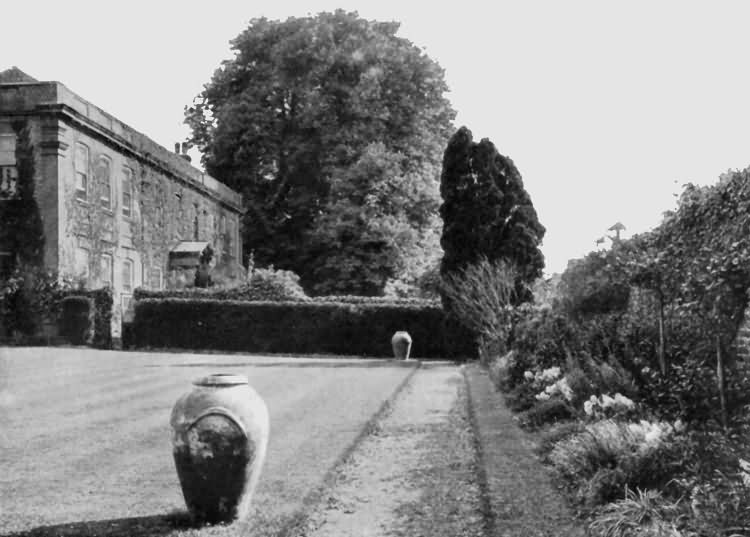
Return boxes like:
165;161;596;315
549;419;685;507
503;381;540;413
313;295;440;307
135;266;309;302
556;248;631;319
518;398;575;429
440;257;517;347
587;488;683;537
0;266;70;337
132;298;475;359
60;296;94;345
81;287;113;349
668;428;750;536
535;421;585;458
488;350;520;392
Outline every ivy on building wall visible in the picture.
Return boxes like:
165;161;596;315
0;120;44;271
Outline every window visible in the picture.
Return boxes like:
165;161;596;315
75;247;90;281
75;143;89;200
0;134;16;199
0;165;18;199
97;156;112;209
220;215;226;234
122;259;133;291
122;167;133;217
100;253;113;287
0;134;14;165
149;266;163;290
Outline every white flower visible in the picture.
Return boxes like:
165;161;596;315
613;393;635;410
739;459;750;488
541;366;562;382
600;394;616;408
583;399;595;416
558;378;574;402
674;419;686;433
644;427;662;445
535;391;551;401
524;371;534;381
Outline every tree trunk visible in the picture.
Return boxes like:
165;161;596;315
658;293;666;376
716;334;728;431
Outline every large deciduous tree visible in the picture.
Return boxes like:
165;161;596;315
439;126;545;304
186;10;455;294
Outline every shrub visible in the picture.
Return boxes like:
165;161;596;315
0;266;71;337
504;381;540;413
549;419;685;507
131;298;476;359
588;488;683;537
440;257;517;345
686;474;750;536
84;288;113;349
135;266;309;303
488;350;519;392
535;421;585;458
313;295;440;307
518;398;575;429
60;296;94;345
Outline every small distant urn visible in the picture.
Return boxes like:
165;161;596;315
391;331;413;360
170;373;269;524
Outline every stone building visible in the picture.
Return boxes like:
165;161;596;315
0;67;243;338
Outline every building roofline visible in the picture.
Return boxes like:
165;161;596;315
0;79;242;212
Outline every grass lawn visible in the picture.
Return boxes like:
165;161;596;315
0;347;418;537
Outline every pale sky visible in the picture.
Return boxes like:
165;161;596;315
4;1;750;275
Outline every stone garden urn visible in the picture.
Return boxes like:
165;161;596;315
170;373;269;524
391;331;413;360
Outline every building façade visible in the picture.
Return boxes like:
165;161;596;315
0;67;244;339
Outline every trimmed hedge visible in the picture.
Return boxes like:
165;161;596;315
63;288;113;349
132;298;476;359
313;295;441;307
60;296;94;345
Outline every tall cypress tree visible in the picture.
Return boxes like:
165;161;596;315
439;126;545;304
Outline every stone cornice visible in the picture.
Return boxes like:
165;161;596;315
1;102;243;214
42;103;243;213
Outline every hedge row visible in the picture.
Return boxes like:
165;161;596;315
312;295;441;307
131;298;475;359
133;288;439;307
60;288;113;348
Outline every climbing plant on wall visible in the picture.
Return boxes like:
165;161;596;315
0;120;44;269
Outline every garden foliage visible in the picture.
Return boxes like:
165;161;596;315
439;126;545;305
473;167;750;535
186;10;454;295
131;298;475;359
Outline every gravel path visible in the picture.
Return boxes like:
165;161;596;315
295;364;486;537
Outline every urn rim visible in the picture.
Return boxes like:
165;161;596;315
193;373;249;387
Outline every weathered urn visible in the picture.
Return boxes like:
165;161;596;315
170;373;269;524
391;331;413;360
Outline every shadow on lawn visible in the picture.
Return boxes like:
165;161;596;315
3;511;196;537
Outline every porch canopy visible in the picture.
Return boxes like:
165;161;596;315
168;241;209;270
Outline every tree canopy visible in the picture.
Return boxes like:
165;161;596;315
186;10;455;294
439;126;545;303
